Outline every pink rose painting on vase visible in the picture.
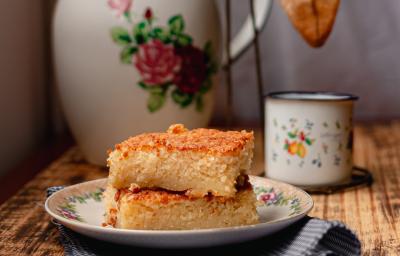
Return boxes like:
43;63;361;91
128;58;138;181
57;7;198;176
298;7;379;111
108;0;132;17
108;2;217;112
134;40;181;86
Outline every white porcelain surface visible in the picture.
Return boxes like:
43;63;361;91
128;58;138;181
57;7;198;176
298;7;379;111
45;176;313;248
265;92;357;186
53;0;272;165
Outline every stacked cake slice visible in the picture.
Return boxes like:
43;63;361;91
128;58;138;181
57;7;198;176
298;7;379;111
104;124;259;230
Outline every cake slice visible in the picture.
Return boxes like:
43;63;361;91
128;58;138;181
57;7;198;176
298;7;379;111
107;124;254;197
103;177;259;230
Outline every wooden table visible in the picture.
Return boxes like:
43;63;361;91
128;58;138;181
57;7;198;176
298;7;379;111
0;122;400;255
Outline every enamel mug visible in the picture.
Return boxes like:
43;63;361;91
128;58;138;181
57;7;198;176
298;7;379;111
265;92;358;187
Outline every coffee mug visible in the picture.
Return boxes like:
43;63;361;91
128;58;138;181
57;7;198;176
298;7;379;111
265;91;358;187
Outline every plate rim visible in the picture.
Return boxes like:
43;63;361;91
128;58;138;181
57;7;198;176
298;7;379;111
45;176;314;235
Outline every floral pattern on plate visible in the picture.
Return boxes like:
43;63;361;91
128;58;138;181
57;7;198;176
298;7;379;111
53;178;308;223
254;186;302;216
45;177;313;248
57;188;104;222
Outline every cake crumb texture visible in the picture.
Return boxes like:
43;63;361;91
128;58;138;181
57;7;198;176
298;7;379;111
107;124;254;197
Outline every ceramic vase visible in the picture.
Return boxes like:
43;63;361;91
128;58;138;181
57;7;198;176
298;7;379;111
53;0;272;164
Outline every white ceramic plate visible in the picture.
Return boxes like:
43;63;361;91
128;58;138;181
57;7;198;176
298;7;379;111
45;176;313;248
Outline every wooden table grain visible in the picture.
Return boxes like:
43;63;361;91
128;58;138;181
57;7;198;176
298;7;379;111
1;122;400;255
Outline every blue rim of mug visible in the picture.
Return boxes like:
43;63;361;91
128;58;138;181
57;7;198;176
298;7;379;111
265;91;359;101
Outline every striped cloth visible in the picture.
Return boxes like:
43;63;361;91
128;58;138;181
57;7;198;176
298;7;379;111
47;187;361;256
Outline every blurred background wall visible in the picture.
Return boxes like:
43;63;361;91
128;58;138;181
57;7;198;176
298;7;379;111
213;0;400;124
1;0;399;176
0;1;47;176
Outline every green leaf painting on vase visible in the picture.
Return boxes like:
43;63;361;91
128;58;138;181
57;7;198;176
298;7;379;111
108;3;218;113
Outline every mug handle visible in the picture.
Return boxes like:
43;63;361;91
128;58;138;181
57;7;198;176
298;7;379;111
221;0;273;66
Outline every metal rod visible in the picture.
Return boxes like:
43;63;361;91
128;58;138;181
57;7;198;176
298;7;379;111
250;0;265;156
225;0;233;127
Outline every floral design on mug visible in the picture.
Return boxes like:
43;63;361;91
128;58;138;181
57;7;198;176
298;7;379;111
289;118;297;127
273;118;278;127
275;134;280;143
334;154;341;166
108;3;218;112
272;150;278;162
321;119;353;166
322;142;328;154
312;154;322;168
337;142;343;151
284;129;315;158
304;119;314;130
273;118;353;169
335;120;341;129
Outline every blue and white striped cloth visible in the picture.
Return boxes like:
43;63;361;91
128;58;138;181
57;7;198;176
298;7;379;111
47;187;361;256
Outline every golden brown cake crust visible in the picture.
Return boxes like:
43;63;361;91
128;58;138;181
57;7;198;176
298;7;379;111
112;124;254;157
